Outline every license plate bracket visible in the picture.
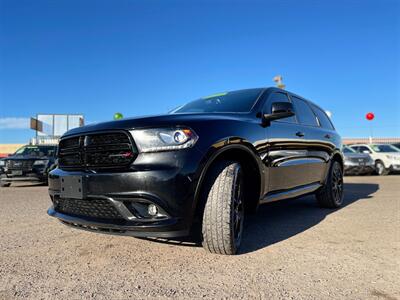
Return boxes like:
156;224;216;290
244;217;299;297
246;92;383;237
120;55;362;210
11;170;23;176
60;176;85;199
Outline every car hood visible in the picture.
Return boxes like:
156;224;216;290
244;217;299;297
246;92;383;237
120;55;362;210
344;153;371;159
4;155;51;161
64;113;251;137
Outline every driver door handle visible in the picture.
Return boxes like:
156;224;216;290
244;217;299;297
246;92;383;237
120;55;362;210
324;134;331;139
296;131;305;137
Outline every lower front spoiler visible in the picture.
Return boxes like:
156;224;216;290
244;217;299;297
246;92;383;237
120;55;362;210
47;207;190;238
344;165;375;175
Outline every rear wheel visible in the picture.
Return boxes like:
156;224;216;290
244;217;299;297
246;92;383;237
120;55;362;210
201;161;244;255
316;161;344;208
375;160;389;176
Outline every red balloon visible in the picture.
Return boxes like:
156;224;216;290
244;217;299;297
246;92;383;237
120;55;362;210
366;112;374;121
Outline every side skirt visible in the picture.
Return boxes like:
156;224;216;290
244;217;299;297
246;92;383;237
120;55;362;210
260;182;322;204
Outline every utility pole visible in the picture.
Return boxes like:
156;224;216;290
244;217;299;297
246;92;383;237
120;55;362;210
273;75;286;89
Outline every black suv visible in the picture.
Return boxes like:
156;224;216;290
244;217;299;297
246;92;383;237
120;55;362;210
48;87;343;255
1;145;57;187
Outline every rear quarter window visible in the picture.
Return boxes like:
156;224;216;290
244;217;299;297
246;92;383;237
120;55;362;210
311;104;335;130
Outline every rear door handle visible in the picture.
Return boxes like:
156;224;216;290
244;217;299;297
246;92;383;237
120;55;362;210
296;131;305;137
324;134;331;139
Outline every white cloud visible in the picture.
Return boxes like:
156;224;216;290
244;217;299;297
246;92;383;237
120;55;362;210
0;117;30;130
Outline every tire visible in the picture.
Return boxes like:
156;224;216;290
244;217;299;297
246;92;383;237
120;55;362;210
375;160;389;176
202;161;244;255
316;160;344;208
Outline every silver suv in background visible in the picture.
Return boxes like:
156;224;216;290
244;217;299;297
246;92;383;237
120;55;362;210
349;144;400;175
342;146;374;175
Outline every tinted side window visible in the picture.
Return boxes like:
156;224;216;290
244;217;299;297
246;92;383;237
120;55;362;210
358;146;372;153
311;104;334;130
291;97;318;126
265;92;296;123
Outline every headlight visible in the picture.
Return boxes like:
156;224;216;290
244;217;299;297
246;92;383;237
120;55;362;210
33;160;49;166
130;127;198;153
0;160;5;167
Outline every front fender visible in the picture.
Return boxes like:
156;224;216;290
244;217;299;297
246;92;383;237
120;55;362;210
190;138;265;219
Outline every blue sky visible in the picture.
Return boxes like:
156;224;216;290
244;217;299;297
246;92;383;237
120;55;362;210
0;0;399;143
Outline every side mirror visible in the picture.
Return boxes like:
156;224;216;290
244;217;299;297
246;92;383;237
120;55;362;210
263;102;295;121
362;150;370;154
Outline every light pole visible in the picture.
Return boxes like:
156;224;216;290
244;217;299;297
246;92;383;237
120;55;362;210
366;112;375;144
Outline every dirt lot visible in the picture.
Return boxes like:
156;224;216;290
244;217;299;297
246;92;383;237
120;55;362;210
0;176;399;299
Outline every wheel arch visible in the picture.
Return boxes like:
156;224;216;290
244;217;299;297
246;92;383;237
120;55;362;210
321;150;344;185
332;151;344;169
375;158;387;168
191;142;264;225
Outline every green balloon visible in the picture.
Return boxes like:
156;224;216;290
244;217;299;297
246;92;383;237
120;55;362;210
114;112;123;120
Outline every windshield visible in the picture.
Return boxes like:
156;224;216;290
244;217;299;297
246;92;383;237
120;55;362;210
171;89;263;114
14;146;57;157
371;144;400;153
343;146;356;153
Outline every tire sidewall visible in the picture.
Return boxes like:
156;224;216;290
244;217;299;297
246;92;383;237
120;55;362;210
375;161;386;175
329;161;344;207
229;164;244;252
201;161;245;255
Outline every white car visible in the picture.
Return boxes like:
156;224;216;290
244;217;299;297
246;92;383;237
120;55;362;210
349;144;400;175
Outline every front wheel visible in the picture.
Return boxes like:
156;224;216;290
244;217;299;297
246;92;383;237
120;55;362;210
316;161;344;208
375;160;389;176
202;161;244;255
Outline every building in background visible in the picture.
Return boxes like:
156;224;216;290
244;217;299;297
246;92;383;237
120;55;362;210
342;137;400;145
0;113;85;157
30;113;84;145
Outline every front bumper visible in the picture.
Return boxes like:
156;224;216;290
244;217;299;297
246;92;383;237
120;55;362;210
344;161;375;175
344;165;375;175
47;150;203;238
390;164;400;172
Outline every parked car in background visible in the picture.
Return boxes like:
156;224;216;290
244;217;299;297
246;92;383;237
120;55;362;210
349;144;400;175
342;146;375;175
391;143;400;150
0;145;57;187
0;158;5;174
47;87;344;255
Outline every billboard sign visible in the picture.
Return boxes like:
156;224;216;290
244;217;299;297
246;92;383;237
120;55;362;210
34;114;84;137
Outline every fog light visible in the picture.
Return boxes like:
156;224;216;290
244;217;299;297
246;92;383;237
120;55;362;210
148;204;158;216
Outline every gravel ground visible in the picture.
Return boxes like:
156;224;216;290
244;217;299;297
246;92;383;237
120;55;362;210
0;176;399;299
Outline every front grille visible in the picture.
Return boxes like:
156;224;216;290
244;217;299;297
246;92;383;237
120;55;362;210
58;131;136;170
53;197;124;220
349;157;369;163
6;160;34;171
